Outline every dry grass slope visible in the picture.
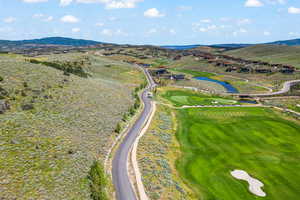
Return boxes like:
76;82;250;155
0;53;143;200
225;45;300;68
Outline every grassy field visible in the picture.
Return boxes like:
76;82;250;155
169;68;215;78
262;98;300;113
225;44;300;69
175;107;300;200
160;89;238;107
137;106;194;200
0;53;143;199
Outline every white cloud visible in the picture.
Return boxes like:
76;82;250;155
289;32;300;36
3;17;16;23
44;16;54;22
33;14;53;22
193;24;218;32
263;31;271;36
75;0;143;9
237;18;252;25
108;16;118;21
72;27;80;32
200;19;212;23
33;14;44;18
169;29;176;35
95;22;104;27
245;0;264;7
147;28;158;34
60;0;73;6
22;0;48;2
144;8;165;18
288;7;300;14
233;28;248;36
60;15;79;23
105;0;143;9
101;28;128;36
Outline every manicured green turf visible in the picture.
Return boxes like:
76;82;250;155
169;68;215;78
161;89;238;107
175;107;300;200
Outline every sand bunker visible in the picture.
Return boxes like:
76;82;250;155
231;170;266;197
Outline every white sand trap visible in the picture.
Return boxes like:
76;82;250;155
231;170;266;197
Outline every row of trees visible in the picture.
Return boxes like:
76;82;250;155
115;81;147;134
26;58;90;78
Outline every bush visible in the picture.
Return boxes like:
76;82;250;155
115;123;122;134
88;161;108;200
0;76;3;82
129;107;135;116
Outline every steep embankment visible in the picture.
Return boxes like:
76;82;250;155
225;44;300;69
0;53;143;200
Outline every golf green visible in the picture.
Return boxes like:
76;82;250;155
176;107;300;200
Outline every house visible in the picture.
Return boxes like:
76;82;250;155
153;69;168;75
280;65;295;74
255;69;272;73
173;55;182;60
238;67;251;73
141;64;151;68
171;74;185;80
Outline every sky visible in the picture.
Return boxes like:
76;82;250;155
0;0;300;45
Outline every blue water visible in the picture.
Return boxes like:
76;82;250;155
194;77;239;93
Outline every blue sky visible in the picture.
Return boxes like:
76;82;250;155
0;0;300;45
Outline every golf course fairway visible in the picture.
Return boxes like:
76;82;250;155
175;107;300;200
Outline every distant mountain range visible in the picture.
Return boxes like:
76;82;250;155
162;38;300;50
1;37;300;50
0;37;103;47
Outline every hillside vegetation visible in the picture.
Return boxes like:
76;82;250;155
226;45;300;68
0;53;143;199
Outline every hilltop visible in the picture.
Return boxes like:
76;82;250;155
0;37;104;47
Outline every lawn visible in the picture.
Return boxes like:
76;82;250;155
160;89;238;107
175;107;300;200
169;68;215;78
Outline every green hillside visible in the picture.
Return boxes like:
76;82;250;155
0;53;143;199
225;44;300;68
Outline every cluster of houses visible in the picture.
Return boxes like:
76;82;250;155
149;68;185;81
172;50;296;74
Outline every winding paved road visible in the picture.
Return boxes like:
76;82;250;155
233;79;300;97
112;67;155;200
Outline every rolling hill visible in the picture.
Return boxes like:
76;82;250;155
225;44;300;68
0;37;104;47
162;38;300;50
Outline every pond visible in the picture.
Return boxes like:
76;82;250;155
194;77;239;93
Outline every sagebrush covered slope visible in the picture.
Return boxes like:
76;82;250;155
225;44;300;68
0;53;143;199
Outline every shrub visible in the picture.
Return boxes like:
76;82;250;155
115;123;122;134
88;161;108;200
0;76;3;82
129;106;135;116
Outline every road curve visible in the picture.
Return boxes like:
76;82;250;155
233;79;300;97
112;67;155;200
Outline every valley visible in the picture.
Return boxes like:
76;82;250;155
0;37;299;200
